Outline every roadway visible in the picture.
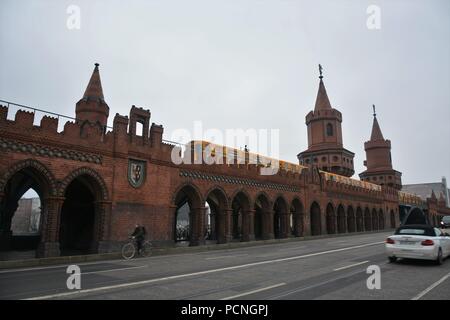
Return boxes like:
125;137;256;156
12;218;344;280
0;231;449;300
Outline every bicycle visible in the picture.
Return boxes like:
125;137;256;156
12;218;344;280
121;237;153;260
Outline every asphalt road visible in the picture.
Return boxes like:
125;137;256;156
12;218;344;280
0;231;449;300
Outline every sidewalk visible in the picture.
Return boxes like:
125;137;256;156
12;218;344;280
0;230;390;270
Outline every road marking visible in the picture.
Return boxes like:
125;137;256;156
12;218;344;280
220;283;286;300
82;265;147;275
205;254;248;260
411;271;450;300
0;259;137;274
25;241;383;300
333;260;370;271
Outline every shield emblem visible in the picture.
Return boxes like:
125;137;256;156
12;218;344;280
128;159;146;188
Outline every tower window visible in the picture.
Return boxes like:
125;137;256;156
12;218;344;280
326;123;333;136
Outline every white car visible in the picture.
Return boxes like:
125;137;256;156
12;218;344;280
385;224;450;265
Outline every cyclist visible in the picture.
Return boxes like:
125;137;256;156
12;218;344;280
131;223;146;255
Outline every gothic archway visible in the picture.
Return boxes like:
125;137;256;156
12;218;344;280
310;202;321;236
173;184;204;246
273;196;288;239
0;160;57;257
59;169;109;255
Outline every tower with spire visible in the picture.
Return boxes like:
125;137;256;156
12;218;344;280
75;63;110;131
297;65;355;177
359;105;402;189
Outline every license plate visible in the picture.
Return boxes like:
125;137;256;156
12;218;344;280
399;241;415;245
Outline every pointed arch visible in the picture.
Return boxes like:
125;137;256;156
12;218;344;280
59;167;109;200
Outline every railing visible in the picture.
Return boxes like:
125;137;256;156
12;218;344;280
0;99;114;130
321;170;382;191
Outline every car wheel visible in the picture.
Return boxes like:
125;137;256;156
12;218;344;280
436;248;443;265
388;256;397;263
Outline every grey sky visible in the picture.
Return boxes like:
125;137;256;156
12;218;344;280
1;0;449;185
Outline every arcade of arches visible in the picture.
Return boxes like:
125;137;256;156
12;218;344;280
0;161;111;257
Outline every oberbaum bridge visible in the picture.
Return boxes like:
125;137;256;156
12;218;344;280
0;64;449;258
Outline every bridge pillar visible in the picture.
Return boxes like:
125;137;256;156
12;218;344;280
189;206;207;246
280;212;289;238
217;209;229;244
223;209;233;242
242;210;255;242
263;210;274;240
93;201;112;253
37;196;64;258
294;213;304;237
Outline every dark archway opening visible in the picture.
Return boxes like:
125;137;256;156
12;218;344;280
60;178;97;255
326;203;336;234
337;205;346;233
254;194;268;240
372;209;378;231
0;167;49;257
356;207;363;232
205;189;227;244
174;185;202;246
378;209;384;230
273;197;288;239
310;202;321;236
347;206;355;233
390;210;396;228
232;192;250;241
364;208;372;231
290;199;304;237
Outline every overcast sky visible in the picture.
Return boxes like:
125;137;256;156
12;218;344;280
1;0;449;185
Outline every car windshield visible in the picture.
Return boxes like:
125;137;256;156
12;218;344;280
442;216;450;223
395;227;435;236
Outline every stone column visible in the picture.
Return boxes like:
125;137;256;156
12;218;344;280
190;206;207;246
280;212;289;238
224;208;233;242
216;208;227;244
242;209;255;242
93;201;112;253
37;196;64;258
263;210;274;240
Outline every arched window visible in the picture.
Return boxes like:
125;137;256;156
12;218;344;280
326;123;333;136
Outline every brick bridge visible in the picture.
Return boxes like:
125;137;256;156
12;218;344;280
0;64;448;257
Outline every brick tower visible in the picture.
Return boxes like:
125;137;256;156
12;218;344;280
297;65;355;177
359;105;402;189
75;63;110;130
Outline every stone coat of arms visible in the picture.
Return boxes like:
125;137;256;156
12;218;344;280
128;159;146;188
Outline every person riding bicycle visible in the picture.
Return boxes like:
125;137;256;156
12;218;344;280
131;223;146;255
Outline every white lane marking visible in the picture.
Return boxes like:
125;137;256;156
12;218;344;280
411;271;450;300
82;265;147;275
333;260;370;271
24;241;383;300
269;262;389;300
0;259;140;274
205;254;248;260
220;283;286;300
